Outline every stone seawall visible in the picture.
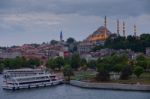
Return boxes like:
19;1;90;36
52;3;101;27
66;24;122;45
70;80;150;91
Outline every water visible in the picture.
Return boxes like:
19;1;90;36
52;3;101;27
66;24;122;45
0;75;149;99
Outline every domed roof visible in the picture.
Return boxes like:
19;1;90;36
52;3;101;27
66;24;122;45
92;26;111;36
85;26;112;41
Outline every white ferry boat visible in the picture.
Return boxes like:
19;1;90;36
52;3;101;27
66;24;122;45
2;69;63;90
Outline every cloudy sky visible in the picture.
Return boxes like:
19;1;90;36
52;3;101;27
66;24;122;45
0;0;150;46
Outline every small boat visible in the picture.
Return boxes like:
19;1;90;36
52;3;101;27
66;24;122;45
2;69;63;90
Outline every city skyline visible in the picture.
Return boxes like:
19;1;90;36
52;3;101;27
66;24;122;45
0;0;150;46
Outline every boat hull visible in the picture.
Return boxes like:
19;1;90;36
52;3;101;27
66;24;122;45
2;80;63;90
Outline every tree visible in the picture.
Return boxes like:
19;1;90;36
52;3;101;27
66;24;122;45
97;55;128;72
66;37;75;44
80;58;87;67
113;64;124;73
104;34;150;52
120;65;133;80
0;63;5;73
136;55;146;61
63;64;73;81
66;37;77;52
7;57;23;69
134;66;144;78
136;55;147;69
47;58;55;70
46;57;64;70
64;57;71;66
96;63;110;81
71;54;81;69
147;58;150;70
3;58;12;69
87;60;97;69
54;57;64;70
50;40;58;45
27;58;40;68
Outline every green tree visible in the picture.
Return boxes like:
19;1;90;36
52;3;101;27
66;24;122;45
134;66;144;78
87;60;97;69
27;58;40;68
47;58;55;70
3;59;12;69
63;64;73;81
66;37;77;52
64;57;71;65
5;57;23;69
71;54;81;69
0;63;5;73
147;58;150;70
66;37;75;44
113;64;124;73
136;55;147;69
96;63;110;81
136;55;146;61
54;57;64;70
120;65;133;80
96;55;129;74
50;40;58;45
104;34;150;52
80;58;87;67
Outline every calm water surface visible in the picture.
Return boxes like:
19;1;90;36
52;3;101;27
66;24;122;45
0;75;149;99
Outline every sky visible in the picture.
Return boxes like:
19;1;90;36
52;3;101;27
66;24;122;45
0;0;150;46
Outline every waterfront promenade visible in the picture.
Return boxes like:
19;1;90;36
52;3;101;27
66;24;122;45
70;80;150;91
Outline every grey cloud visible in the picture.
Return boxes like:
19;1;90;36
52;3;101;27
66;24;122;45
0;0;149;16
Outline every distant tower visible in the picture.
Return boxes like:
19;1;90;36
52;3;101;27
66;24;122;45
104;16;107;38
134;24;137;37
60;31;63;42
123;21;125;37
117;19;120;36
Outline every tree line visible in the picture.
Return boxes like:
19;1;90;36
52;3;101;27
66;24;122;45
0;54;150;81
47;54;150;81
0;57;41;73
96;54;150;81
93;34;150;52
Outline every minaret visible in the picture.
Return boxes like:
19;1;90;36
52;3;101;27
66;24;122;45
123;21;125;37
117;19;120;36
60;31;63;42
134;24;137;37
104;16;107;28
104;16;107;38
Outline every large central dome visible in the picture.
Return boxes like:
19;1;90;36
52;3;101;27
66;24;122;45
85;26;112;42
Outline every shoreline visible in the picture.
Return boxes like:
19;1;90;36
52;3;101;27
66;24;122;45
70;80;150;91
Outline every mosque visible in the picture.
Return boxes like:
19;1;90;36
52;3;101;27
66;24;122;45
78;16;137;54
85;16;111;44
